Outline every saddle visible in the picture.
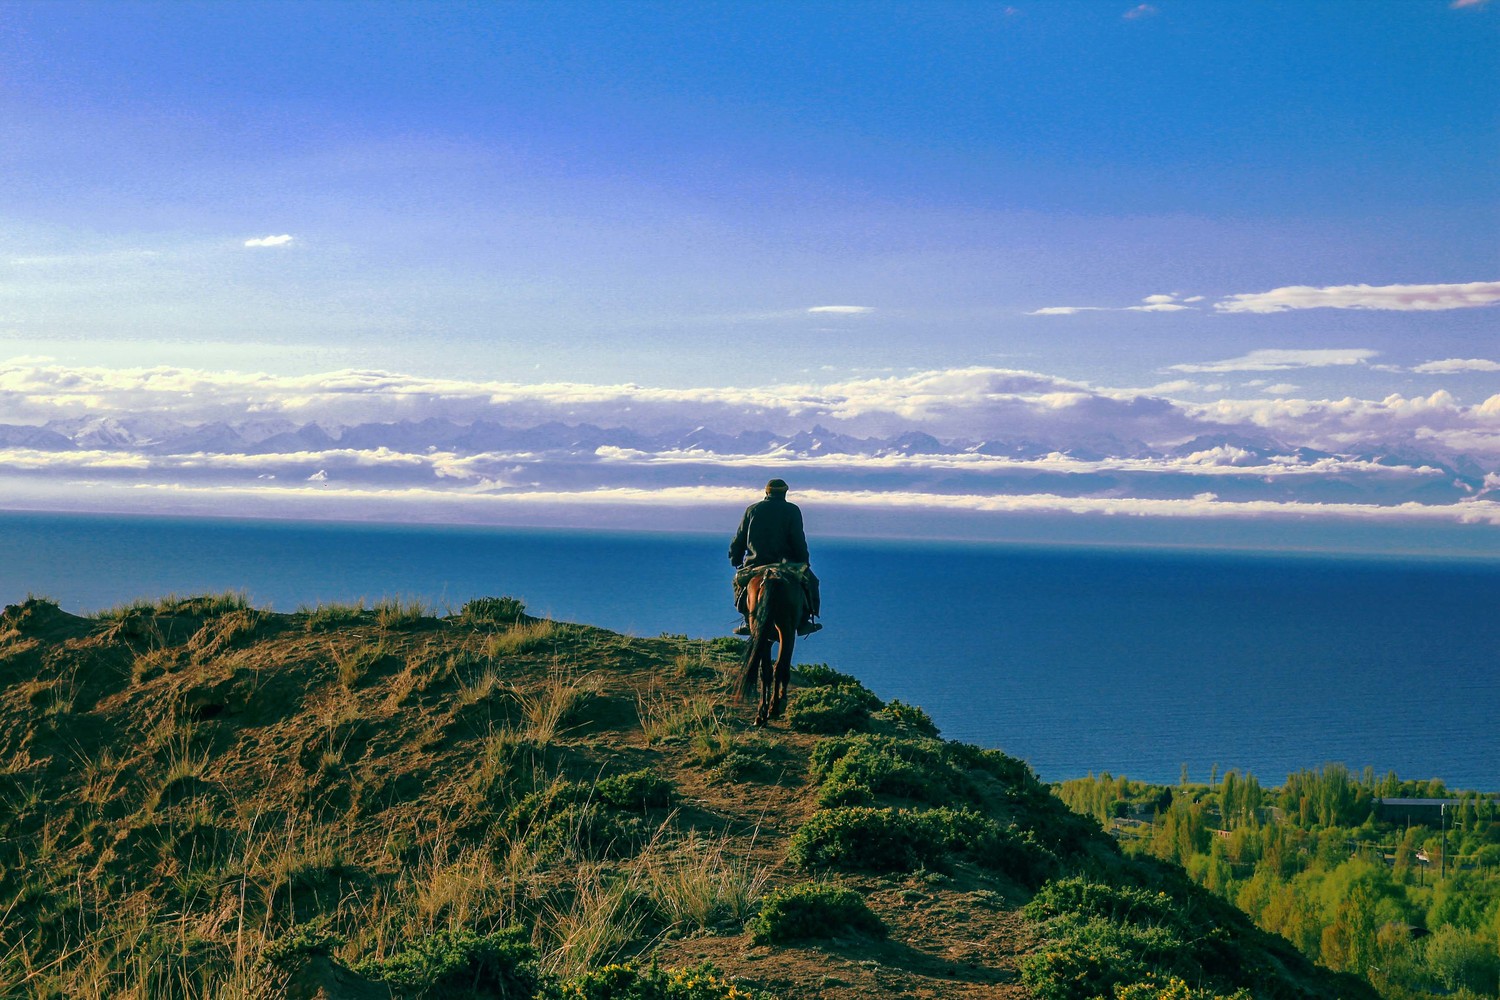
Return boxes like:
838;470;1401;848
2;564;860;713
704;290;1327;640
734;561;811;614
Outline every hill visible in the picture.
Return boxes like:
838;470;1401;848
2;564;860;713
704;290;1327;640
0;594;1375;1000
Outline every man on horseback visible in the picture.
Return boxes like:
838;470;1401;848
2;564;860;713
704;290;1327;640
729;478;822;637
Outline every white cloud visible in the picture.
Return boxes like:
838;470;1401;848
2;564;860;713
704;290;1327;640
7;478;1496;529
1122;3;1158;18
1451;0;1488;8
1170;349;1378;373
1216;280;1500;314
243;234;294;248
1032;292;1198;316
3;358;1500;525
807;305;873;314
1413;358;1500;374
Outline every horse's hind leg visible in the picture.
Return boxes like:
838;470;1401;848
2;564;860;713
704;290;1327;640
770;631;795;718
753;646;773;727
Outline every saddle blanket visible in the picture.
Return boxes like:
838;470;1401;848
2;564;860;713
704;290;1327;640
733;561;813;614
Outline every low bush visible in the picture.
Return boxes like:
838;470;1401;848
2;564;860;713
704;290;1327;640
353;926;539;998
789;804;1057;884
787;806;958;872
810;735;973;808
1020;876;1248;1000
507;782;653;861
713;746;792;784
789;806;928;872
263;915;346;967
1020;925;1153;1000
943;741;1040;797
1114;979;1252;1000
1024;877;1183;932
460;596;528;627
791;663;863;688
705;636;746;658
786;685;879;735
554;961;764;1000
593;770;674;811
875;699;939;737
748;882;886;945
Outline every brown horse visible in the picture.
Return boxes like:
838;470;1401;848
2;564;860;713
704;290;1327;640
740;564;805;726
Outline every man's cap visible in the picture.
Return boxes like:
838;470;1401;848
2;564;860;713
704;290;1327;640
765;478;789;493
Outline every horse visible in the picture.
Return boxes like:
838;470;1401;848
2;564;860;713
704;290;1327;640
739;563;805;727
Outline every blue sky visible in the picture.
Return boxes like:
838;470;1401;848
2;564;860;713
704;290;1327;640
1;1;1498;544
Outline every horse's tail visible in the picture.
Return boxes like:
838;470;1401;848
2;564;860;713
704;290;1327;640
740;571;778;697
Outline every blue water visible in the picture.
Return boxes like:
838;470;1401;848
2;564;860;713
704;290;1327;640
3;510;1498;790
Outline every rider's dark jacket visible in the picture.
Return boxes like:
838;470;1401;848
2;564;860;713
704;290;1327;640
728;494;809;569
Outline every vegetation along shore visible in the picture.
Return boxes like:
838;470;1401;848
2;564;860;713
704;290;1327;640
4;592;1485;998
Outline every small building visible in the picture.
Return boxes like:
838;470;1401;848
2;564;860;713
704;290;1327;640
1374;798;1451;826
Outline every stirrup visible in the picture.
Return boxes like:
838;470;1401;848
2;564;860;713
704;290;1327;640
797;621;823;637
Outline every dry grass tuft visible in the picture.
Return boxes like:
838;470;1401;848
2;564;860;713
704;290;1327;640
510;669;601;743
330;638;395;690
636;688;729;745
643;829;773;934
303;599;365;632
486;618;558;657
374;597;429;630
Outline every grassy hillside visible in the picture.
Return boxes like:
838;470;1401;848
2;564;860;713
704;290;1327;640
0;594;1375;1000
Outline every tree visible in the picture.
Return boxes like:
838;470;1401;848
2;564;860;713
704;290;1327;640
1424;925;1500;994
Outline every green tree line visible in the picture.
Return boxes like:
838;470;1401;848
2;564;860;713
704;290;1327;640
1056;765;1500;998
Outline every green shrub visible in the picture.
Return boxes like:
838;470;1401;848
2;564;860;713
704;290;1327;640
1023;877;1182;931
975;822;1060;889
810;735;971;808
749;882;886;945
593;770;674;811
875;699;939;736
788;806;946;872
352;926;539;998
507;784;650;860
792;663;864;688
264;916;346;966
705;636;746;658
713;749;783;784
786;684;880;735
1019;924;1152;1000
944;741;1040;797
789;804;1057;883
460;596;528;627
554;961;763;999
1020;877;1248;1000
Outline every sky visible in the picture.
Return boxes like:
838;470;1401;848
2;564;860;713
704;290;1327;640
1;1;1498;550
